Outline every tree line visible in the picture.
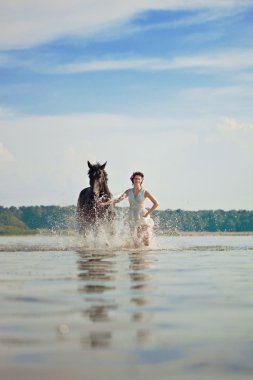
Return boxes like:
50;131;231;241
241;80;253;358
0;205;253;235
0;205;76;234
155;209;253;232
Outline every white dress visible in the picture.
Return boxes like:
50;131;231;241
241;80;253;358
127;188;154;228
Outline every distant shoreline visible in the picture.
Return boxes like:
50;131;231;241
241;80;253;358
1;206;252;235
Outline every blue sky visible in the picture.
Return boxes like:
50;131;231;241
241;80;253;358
0;0;253;210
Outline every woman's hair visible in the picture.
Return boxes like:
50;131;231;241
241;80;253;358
130;171;144;183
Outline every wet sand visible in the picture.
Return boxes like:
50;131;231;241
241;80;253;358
1;235;253;380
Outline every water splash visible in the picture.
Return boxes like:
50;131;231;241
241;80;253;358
0;208;159;252
74;212;158;250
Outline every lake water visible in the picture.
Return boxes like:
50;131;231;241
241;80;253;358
0;234;253;380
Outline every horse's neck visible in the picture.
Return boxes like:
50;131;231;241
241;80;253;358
100;182;111;197
90;182;111;198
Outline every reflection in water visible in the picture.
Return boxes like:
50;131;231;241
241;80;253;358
129;251;153;296
76;249;156;349
81;331;112;349
76;249;156;350
128;251;154;344
76;250;117;348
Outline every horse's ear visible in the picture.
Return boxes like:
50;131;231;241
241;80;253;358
87;161;92;169
100;161;107;170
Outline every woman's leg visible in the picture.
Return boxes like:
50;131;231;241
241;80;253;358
137;225;150;246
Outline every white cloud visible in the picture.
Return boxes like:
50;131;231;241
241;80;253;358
2;49;253;77
211;116;253;160
0;142;15;162
0;0;252;49
177;83;253;118
169;50;253;70
221;116;253;132
1;111;253;209
0;111;206;207
0;111;209;135
235;72;253;82
29;49;253;74
0;106;16;118
180;85;248;100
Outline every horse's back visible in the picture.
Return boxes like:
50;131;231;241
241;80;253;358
77;187;91;205
76;187;93;231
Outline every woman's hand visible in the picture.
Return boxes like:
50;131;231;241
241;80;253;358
96;200;107;207
97;199;114;207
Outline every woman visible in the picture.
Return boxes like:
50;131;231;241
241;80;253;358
98;171;159;247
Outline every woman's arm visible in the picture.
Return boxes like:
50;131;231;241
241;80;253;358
143;190;159;217
98;190;128;207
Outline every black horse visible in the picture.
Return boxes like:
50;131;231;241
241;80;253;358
76;161;115;234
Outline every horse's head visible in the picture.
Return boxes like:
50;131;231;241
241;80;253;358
87;161;108;195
